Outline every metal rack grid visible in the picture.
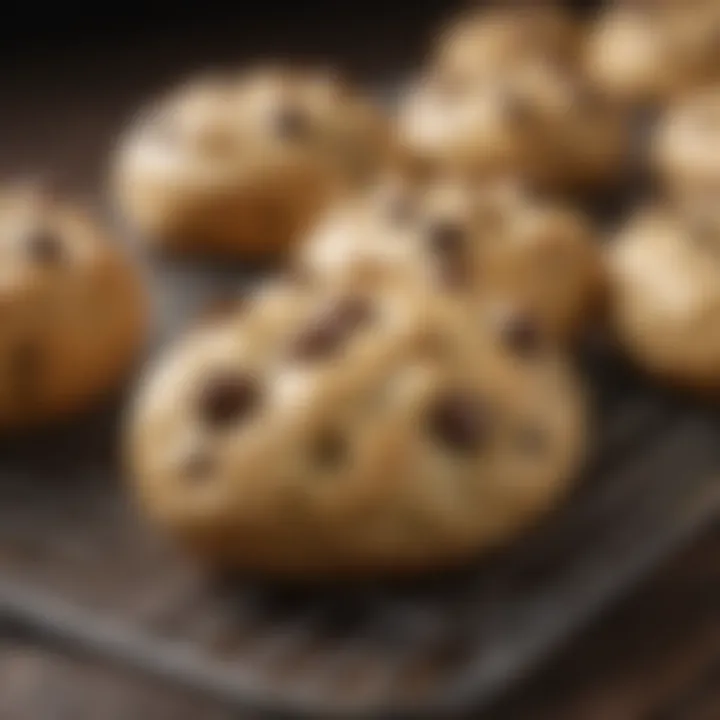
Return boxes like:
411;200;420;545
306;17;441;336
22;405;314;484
0;262;719;719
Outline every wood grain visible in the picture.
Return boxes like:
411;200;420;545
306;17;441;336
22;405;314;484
0;529;720;720
0;526;718;719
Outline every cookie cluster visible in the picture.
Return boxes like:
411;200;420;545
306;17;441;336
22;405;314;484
123;2;720;576
7;0;720;577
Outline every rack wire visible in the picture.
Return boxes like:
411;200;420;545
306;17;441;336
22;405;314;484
0;308;719;718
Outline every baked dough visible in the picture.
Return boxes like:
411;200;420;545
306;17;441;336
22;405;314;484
431;4;580;82
127;282;587;577
397;62;628;189
297;177;603;341
607;205;720;390
112;66;391;258
0;182;148;429
585;1;720;105
653;86;720;206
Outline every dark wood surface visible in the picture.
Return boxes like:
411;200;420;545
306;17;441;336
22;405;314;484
2;6;720;719
1;524;718;720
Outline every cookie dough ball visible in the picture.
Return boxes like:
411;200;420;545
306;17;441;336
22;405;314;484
585;2;720;106
607;206;720;390
398;63;628;189
653;86;720;205
298;177;603;341
128;283;587;577
475;188;605;342
112;66;391;259
295;172;432;288
432;4;580;83
0;183;148;429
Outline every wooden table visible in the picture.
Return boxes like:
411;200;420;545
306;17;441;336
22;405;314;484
1;524;718;720
2;5;719;718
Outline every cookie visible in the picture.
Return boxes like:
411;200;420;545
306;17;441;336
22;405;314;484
0;182;148;429
653;86;720;206
431;4;580;83
111;66;391;259
607;205;720;390
585;1;720;106
127;283;587;577
397;62;628;190
297;176;603;341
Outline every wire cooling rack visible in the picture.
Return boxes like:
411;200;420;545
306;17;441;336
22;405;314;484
0;255;719;718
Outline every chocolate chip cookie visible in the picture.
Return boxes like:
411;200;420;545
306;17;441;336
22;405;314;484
607;205;720;390
653;86;720;207
585;1;720;105
397;61;628;190
112;66;391;258
127;283;587;577
0;182;148;429
297;176;603;341
431;4;580;83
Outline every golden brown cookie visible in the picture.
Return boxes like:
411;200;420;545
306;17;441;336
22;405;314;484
0;182;148;429
585;1;720;105
297;176;603;342
653;86;720;206
431;4;580;83
397;62;628;190
607;205;720;390
111;66;391;259
127;283;587;577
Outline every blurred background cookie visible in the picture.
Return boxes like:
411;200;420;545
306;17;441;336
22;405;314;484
397;61;629;191
652;86;720;207
0;182;148;429
111;65;392;260
585;0;720;107
430;2;581;82
607;205;720;391
298;175;603;342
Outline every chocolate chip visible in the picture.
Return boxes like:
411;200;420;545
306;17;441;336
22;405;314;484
498;312;543;357
332;296;375;329
198;372;260;429
273;105;311;140
405;155;439;185
427;221;469;288
313;430;347;469
25;227;64;265
428;221;465;257
181;451;216;484
439;257;471;288
427;390;488;454
501;92;534;126
515;425;547;455
290;296;374;361
197;293;245;325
